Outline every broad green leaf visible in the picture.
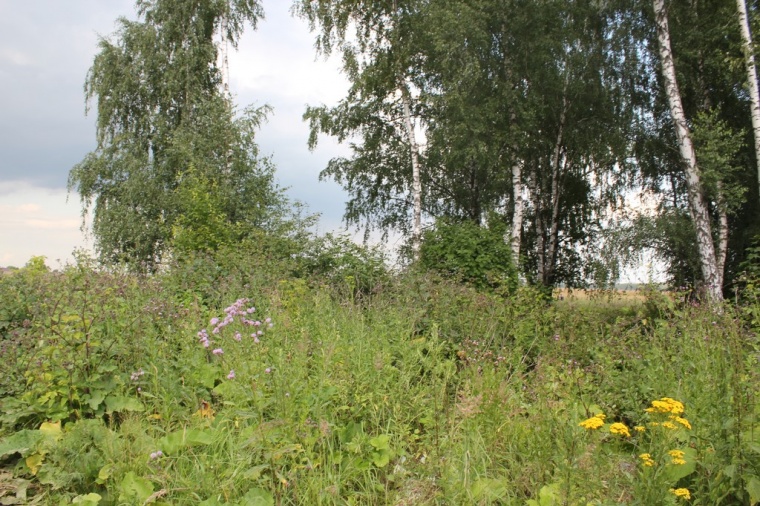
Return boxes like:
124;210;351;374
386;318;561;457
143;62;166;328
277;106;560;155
96;464;114;485
25;452;45;476
747;476;760;506
118;472;154;504
371;450;390;468
39;421;62;440
239;487;274;506
470;478;508;500
158;428;214;454
0;430;43;459
104;395;144;413
369;434;390;450
663;447;697;483
72;492;102;505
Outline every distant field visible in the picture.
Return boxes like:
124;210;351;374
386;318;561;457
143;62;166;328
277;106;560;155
553;287;657;302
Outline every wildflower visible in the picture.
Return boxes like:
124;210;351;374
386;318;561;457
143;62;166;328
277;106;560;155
253;320;261;327
609;422;631;437
668;449;686;465
579;414;605;430
265;367;272;374
670;416;692;430
212;348;223;355
661;421;677;430
669;488;691;500
645;397;685;415
130;369;145;381
210;317;220;326
634;425;646;433
227;370;235;380
150;450;163;460
234;332;242;341
639;453;655;467
254;336;260;344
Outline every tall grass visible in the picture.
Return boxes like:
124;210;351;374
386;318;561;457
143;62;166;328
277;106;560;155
0;256;758;505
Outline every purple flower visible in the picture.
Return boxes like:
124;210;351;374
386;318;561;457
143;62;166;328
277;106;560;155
210;317;220;326
253;320;261;327
265;317;271;324
234;332;242;341
247;307;256;314
212;348;223;355
227;370;236;379
265;367;271;374
253;336;260;344
257;330;263;336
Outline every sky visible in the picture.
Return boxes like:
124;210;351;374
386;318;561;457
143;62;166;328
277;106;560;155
0;0;352;268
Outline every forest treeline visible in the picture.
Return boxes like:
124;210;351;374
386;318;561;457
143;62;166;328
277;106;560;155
68;0;760;301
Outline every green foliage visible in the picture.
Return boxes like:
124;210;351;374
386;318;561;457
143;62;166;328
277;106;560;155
0;256;758;504
69;0;279;271
296;233;389;300
419;219;516;292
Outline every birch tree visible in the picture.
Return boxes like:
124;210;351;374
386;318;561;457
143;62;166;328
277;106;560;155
297;0;427;258
736;0;760;191
652;0;723;301
68;0;279;270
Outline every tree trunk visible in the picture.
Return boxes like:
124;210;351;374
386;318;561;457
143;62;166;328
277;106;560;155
530;164;547;285
653;0;723;302
736;0;760;192
510;161;524;270
545;88;568;285
401;84;422;260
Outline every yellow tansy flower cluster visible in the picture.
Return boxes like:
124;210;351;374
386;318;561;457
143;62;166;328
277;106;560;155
579;413;606;430
639;453;655;467
668;449;687;465
634;425;646;432
646;397;685;415
670;487;691;500
609;422;631;437
670;415;692;430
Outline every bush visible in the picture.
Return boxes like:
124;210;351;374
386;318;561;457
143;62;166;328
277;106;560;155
419;219;517;292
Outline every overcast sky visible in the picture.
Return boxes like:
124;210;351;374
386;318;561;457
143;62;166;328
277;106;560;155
0;0;352;267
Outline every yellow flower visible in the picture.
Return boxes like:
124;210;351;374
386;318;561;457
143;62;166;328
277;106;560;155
579;414;605;430
609;422;631;437
647;397;685;415
662;421;677;430
670;415;692;430
634;425;646;432
668;449;686;465
670;488;691;500
639;453;655;467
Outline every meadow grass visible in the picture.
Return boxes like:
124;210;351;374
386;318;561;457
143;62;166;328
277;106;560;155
0;260;758;505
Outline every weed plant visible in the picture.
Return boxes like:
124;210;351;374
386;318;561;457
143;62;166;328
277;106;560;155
0;253;758;505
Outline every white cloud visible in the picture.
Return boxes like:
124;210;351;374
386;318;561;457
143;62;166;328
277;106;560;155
0;183;91;268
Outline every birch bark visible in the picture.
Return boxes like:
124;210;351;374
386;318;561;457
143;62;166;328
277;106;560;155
736;0;760;191
401;84;422;260
653;0;723;302
510;161;524;269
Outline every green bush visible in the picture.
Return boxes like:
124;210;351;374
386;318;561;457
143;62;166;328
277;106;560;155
419;219;517;292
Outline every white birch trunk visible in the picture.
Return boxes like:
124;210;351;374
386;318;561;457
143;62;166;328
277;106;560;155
510;161;524;267
401;84;422;260
653;0;723;302
737;0;760;191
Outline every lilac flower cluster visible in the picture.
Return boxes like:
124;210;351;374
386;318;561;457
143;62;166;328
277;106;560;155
196;298;273;380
